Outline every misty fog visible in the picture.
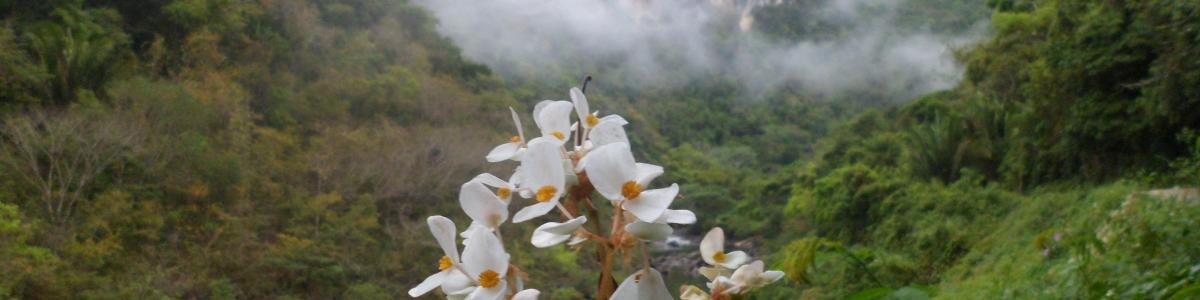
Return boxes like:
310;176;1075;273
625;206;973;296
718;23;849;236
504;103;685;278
413;0;989;102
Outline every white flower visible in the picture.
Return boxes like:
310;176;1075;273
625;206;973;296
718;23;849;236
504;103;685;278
441;271;475;298
459;178;509;231
409;216;471;297
656;209;696;224
512;289;540;300
512;137;566;223
533;100;574;141
624;221;672;241
587;115;629;148
531;216;587;248
624;208;695;241
567;234;588;246
707;276;743;295
730;260;785;290
486;107;528;162
611;268;673;300
570;87;629;148
570;87;599;130
679;285;711;300
446;285;474;300
700;227;749;269
579;142;678;222
470;173;519;203
698;266;733;281
462;225;511;300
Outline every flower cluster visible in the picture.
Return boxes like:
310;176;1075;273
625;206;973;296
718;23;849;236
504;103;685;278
408;84;782;299
679;228;785;299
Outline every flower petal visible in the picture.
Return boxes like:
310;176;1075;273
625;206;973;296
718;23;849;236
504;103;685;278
612;268;673;300
625;221;672;241
508;168;524;188
624;183;678;222
634;163;663;187
519;137;565;200
544;216;588;235
447;286;474;300
407;270;446;297
427;216;459;262
510;107;525;142
512;201;557;223
462;225;509;279
598;114;627;125
472;173;513;189
638;268;674;300
719;250;750;270
512;289;541;300
532;100;550;122
459;181;508;228
568;234;587;246
531;231;571;249
708;276;742;295
680;285;711;300
459;222;487;243
698;266;731;281
611;271;639;298
588;115;629;147
485;142;521;162
441;269;473;295
534;101;573;140
731;260;764;286
655;209;696;225
760;270;786;286
570;87;589;127
700;227;726;266
578;142;637;201
466;283;508;300
531;216;587;248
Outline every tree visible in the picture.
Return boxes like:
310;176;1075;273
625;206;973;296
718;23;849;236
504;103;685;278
0;110;142;225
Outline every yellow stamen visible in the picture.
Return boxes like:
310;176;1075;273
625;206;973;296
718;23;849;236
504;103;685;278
478;270;501;288
536;185;558;202
713;252;726;263
438;256;453;271
586;114;600;127
496;187;512;199
550;130;566;140
509;135;521;143
621;181;642;200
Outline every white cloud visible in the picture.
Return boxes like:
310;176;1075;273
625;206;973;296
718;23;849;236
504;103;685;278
414;0;987;101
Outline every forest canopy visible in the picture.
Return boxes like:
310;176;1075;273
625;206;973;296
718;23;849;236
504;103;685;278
1;0;1198;299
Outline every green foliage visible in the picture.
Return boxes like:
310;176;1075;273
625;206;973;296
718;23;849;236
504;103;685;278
961;0;1200;184
0;0;1197;297
22;3;132;105
847;286;933;300
0;0;512;298
771;1;1200;297
787;164;903;242
0;202;61;298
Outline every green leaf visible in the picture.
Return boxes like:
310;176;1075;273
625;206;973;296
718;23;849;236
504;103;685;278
884;287;932;300
847;287;894;300
1168;283;1200;300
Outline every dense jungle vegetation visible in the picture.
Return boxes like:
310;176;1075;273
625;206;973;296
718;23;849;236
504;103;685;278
1;0;1198;299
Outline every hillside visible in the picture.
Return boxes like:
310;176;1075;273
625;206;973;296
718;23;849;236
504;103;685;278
1;0;1198;299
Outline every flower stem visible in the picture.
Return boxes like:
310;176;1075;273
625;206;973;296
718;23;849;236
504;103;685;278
556;202;575;219
641;241;651;270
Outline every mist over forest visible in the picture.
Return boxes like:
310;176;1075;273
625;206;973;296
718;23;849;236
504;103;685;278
1;0;1198;299
417;0;988;101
